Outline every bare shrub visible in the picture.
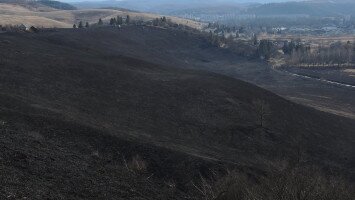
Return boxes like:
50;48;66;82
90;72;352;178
213;166;354;200
258;166;355;200
192;174;217;200
252;99;271;128
127;155;147;173
0;120;6;127
0;120;7;132
91;150;99;157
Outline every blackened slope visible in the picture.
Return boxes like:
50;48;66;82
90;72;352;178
0;27;354;168
0;93;221;199
0;27;354;198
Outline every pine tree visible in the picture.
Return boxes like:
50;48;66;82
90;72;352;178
73;24;77;28
98;18;103;25
110;18;115;25
283;41;289;54
153;18;159;26
116;16;123;25
162;16;167;23
126;15;130;24
85;22;89;28
78;21;83;28
253;34;258;46
258;40;273;59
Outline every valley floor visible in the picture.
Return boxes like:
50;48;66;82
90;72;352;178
199;57;355;120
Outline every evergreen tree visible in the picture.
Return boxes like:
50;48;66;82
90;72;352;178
110;18;115;25
283;41;290;55
85;22;89;28
153;18;159;26
116;16;123;25
98;18;103;25
73;24;77;28
162;16;167;23
253;35;258;46
78;21;83;28
126;15;130;24
258;40;273;59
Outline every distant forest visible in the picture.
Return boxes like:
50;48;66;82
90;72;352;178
37;0;76;10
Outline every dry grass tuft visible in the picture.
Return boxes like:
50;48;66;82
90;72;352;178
123;154;148;174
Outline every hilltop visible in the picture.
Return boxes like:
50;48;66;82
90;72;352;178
0;0;76;11
0;26;355;199
0;1;204;28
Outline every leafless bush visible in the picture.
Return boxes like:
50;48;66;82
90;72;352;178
252;99;271;128
0;120;7;131
91;150;99;157
256;166;355;200
125;155;147;174
0;120;6;127
194;166;354;200
216;168;355;200
192;174;217;200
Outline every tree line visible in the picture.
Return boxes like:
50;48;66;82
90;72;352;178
109;15;130;26
73;15;132;29
284;40;354;67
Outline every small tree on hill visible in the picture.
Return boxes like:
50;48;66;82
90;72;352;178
252;34;258;46
85;22;90;28
110;18;115;26
162;16;167;23
78;21;83;28
98;18;103;25
117;16;123;25
126;15;130;24
73;24;77;28
153;18;160;26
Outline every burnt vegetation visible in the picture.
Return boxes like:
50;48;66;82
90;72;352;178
0;22;355;199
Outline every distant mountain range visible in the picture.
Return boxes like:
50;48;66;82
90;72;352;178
0;0;77;10
71;0;355;17
247;1;355;16
37;0;77;10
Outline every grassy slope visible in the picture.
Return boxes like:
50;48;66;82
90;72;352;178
0;26;355;199
0;3;204;29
